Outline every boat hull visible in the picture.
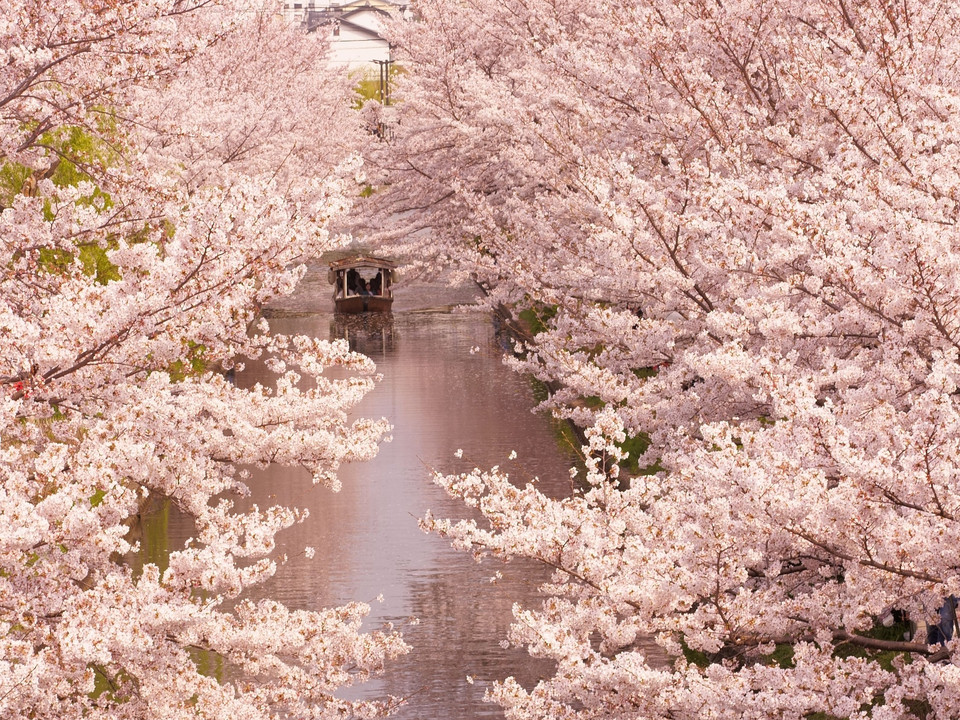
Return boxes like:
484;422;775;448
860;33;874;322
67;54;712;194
334;295;393;314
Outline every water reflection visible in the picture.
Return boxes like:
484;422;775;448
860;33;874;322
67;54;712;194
164;265;640;719
239;310;575;716
331;313;397;357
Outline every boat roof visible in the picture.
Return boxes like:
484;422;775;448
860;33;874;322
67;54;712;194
329;255;397;271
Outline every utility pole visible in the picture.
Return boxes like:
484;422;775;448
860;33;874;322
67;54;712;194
372;44;394;139
373;58;393;106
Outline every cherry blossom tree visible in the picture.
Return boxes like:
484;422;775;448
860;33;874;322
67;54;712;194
1;2;406;718
367;0;960;717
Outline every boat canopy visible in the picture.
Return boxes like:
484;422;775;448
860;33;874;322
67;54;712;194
327;255;397;283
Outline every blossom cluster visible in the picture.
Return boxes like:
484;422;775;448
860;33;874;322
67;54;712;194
370;0;960;717
1;2;405;718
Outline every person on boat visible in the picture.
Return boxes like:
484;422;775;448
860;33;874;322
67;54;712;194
369;272;382;296
346;269;361;296
358;279;372;296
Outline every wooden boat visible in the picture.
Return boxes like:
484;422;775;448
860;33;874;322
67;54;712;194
328;255;397;313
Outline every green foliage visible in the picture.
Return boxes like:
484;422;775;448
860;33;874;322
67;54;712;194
42;125;115;202
168;342;209;382
616;432;649;474
6;124;123;283
3;112;119;206
37;247;74;274
636;458;665;476
89;665;134;704
833;621;913;673
528;377;585;463
529;375;549;404
27;126;116;223
0;161;32;206
680;638;711;669
189;646;224;682
518;304;558;337
78;243;121;284
35;242;120;285
353;76;382;109
90;666;113;700
766;643;795;669
89;489;107;508
352;64;404;109
611;430;663;476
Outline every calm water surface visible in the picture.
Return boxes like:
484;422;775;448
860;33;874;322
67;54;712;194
169;264;592;718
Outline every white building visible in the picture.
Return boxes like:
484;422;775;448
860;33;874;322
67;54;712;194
281;0;409;71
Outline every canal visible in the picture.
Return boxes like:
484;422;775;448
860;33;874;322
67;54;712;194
166;261;584;718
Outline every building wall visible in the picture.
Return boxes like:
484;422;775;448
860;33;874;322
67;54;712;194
328;25;390;70
280;0;403;70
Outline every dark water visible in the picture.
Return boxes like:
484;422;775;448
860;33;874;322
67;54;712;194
166;264;595;718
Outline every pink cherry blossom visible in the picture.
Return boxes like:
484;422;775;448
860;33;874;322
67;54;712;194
1;2;405;718
368;0;960;716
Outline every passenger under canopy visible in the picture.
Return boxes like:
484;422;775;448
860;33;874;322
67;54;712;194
328;255;397;313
